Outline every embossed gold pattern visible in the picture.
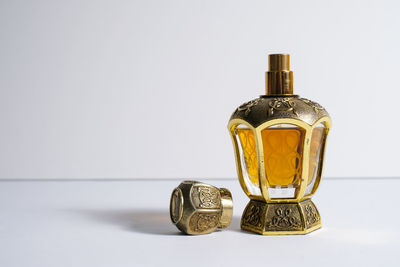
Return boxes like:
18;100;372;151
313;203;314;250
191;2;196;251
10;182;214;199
236;98;262;116
191;186;221;209
242;201;264;228
230;96;329;127
266;206;301;230
189;213;220;233
300;98;325;114
241;199;321;234
269;98;298;116
300;201;321;228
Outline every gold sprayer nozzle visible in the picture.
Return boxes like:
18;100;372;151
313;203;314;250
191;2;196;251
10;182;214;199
266;54;293;95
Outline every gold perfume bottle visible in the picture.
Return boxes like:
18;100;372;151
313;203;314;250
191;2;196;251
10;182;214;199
228;54;331;235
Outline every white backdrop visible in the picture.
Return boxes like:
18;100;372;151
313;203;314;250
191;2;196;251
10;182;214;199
1;0;399;179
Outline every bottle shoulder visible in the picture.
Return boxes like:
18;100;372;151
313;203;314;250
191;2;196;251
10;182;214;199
229;95;330;128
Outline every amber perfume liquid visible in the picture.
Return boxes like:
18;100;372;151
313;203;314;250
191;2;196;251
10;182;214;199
235;125;324;189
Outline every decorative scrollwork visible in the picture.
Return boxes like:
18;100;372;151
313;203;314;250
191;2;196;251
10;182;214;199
242;202;264;228
299;98;325;114
266;207;301;229
268;98;298;116
241;200;321;234
198;187;219;208
237;99;261;116
304;204;319;226
190;213;219;232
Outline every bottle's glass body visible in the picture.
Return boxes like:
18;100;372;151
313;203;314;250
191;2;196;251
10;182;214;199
232;121;327;200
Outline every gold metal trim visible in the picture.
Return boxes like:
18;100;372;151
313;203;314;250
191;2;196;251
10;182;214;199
241;199;321;235
228;119;264;201
229;96;330;128
218;188;234;228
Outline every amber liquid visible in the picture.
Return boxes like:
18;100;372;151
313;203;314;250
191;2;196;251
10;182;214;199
236;126;324;188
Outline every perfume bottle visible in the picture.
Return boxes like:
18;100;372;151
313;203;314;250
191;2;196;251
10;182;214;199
228;54;331;235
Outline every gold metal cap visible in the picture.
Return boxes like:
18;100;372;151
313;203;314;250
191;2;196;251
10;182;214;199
266;54;294;95
218;188;233;229
169;181;233;235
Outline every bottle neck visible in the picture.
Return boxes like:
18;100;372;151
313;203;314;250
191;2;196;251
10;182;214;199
265;70;293;95
265;54;294;95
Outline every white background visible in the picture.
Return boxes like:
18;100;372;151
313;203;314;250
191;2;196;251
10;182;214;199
1;0;399;179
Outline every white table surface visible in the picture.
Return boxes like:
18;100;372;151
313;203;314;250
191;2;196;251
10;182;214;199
0;178;399;267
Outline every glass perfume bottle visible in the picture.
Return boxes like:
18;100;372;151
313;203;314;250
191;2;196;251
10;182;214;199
228;54;331;235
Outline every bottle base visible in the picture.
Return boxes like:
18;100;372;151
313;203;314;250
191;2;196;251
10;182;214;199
241;199;321;235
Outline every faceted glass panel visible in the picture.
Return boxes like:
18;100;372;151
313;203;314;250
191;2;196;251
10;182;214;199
305;123;326;196
234;125;261;196
261;124;306;199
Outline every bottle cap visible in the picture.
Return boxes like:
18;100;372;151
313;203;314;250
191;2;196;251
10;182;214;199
169;181;233;235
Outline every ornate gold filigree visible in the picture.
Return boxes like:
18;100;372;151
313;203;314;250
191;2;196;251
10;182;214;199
304;204;319;226
198;187;219;208
242;202;264;228
191;185;221;209
229;96;330;127
237;99;261;116
268;98;298;116
266;207;301;229
299;98;325;114
189;213;220;233
240;200;321;234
